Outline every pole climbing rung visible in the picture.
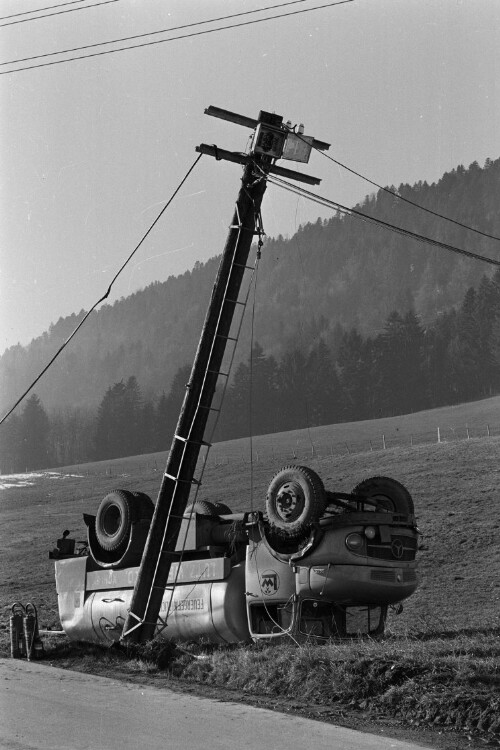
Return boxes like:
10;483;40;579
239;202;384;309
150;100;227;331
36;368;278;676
224;298;245;306
197;404;221;412
152;584;176;591
216;334;238;342
173;434;212;447
164;472;202;485
207;369;229;378
159;549;182;559
233;262;254;270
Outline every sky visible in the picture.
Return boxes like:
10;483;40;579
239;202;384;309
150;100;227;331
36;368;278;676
0;0;499;353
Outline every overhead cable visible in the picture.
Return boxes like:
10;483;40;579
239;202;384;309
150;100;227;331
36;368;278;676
0;153;203;427
0;0;86;22
0;0;354;75
301;134;500;243
0;0;119;28
1;0;318;65
266;173;500;268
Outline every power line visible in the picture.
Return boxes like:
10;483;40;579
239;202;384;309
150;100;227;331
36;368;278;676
0;153;203;427
266;172;500;269
0;0;354;75
1;0;315;65
0;0;119;28
303;135;500;244
0;0;86;22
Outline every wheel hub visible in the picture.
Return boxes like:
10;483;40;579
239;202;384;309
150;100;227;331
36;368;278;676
102;505;121;535
275;481;305;521
371;493;394;512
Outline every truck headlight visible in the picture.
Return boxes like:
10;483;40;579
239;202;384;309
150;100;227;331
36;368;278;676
345;533;365;552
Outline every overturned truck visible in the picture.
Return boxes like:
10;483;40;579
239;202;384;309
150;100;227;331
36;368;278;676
53;468;418;644
51;108;419;646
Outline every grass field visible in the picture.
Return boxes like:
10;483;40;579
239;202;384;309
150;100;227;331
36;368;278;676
1;396;499;746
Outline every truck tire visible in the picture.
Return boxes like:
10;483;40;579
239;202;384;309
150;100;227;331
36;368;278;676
353;476;414;515
184;500;218;517
95;489;151;553
266;465;326;539
213;502;232;515
131;491;154;520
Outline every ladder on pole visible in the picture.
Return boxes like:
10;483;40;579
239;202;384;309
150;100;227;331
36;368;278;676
121;108;327;643
122;158;270;642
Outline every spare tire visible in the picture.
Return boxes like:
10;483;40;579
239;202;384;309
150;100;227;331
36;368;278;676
353;476;414;515
131;491;154;521
266;465;326;539
95;489;152;553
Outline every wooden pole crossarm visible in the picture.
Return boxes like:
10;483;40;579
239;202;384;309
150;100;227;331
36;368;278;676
204;105;330;152
195;144;248;167
270;163;321;186
204;106;257;130
196;144;322;185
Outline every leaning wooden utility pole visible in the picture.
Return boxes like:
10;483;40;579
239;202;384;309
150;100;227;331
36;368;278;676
122;107;329;644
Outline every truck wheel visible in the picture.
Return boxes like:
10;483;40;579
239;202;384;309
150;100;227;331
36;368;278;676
184;500;218;517
353;476;414;515
213;502;232;515
266;465;326;538
95;490;138;553
130;491;154;520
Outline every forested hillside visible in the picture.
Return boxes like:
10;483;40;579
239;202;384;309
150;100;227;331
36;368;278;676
3;268;500;472
1;158;499;419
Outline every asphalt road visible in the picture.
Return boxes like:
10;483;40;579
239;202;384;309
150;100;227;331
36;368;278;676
0;658;431;750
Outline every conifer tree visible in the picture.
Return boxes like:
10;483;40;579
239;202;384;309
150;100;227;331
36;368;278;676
20;394;51;470
156;365;192;449
448;288;483;401
424;311;455;407
277;348;310;431
0;414;23;473
400;310;427;412
337;329;372;420
250;343;279;436
155;392;170;452
224;360;251;440
123;376;143;456
140;399;157;455
306;340;342;426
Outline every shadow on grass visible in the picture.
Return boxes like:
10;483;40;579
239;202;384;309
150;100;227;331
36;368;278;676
398;626;500;641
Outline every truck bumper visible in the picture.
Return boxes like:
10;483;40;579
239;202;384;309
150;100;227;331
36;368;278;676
299;563;418;604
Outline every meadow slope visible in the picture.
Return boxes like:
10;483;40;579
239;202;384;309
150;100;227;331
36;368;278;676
1;401;499;748
1;397;499;634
